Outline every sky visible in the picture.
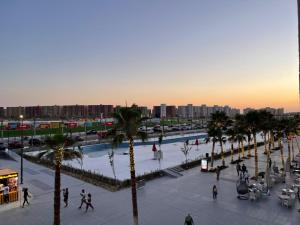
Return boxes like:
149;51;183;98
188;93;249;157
0;0;299;112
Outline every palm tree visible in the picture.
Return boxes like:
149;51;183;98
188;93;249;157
207;124;219;168
226;127;237;163
259;110;273;156
274;119;286;172
38;135;82;225
235;114;247;159
209;111;230;167
109;105;147;225
244;110;261;178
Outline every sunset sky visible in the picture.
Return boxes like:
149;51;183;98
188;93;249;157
0;0;299;112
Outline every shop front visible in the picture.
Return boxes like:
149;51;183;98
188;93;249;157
0;169;18;205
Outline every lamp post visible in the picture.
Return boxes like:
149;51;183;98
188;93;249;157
20;114;24;184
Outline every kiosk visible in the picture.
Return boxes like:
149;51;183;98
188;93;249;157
201;159;208;172
0;169;18;204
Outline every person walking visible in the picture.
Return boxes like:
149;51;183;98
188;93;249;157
216;166;220;181
63;188;69;207
184;213;194;225
22;188;30;207
242;164;247;175
268;158;272;169
212;185;218;199
85;193;94;212
236;163;241;176
78;189;86;209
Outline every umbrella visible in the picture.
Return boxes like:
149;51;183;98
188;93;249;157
152;143;157;152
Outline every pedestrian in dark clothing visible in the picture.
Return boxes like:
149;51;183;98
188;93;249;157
242;164;247;174
78;189;86;209
236;163;241;176
184;213;194;225
186;139;189;145
22;188;30;207
85;193;94;212
216;166;220;181
213;185;218;199
268;158;272;169
63;188;69;207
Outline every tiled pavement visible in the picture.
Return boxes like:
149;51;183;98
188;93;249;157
0;140;299;225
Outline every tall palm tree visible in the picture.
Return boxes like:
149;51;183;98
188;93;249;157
207;125;218;168
226;127;237;163
209;111;230;167
244;110;261;178
235;114;247;159
259;110;273;156
38;135;82;225
110;105;147;225
274;119;286;172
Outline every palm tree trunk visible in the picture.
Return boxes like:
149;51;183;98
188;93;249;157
129;138;139;225
292;139;295;162
230;142;234;163
220;140;225;166
54;163;61;225
247;138;252;157
210;141;215;168
295;137;300;153
279;138;285;172
271;131;275;149
241;140;245;159
268;132;272;156
238;141;241;161
253;134;258;178
263;132;267;154
288;140;291;163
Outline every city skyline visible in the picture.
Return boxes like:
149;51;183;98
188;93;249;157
0;1;299;112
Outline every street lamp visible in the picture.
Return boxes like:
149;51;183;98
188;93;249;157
19;114;24;184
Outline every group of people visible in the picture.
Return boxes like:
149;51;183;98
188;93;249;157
236;163;249;183
22;187;94;212
78;189;94;212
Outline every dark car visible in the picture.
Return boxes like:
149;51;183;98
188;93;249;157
86;130;97;135
28;138;42;146
8;141;24;149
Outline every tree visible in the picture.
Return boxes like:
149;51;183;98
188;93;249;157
207;125;219;168
157;133;164;170
258;110;273;156
226;127;237;163
108;149;116;180
244;110;261;178
274;119;286;172
38;135;82;225
181;142;192;167
208;111;230;167
109;105;147;225
235;114;247;159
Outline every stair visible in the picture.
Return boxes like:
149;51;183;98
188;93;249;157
163;166;183;178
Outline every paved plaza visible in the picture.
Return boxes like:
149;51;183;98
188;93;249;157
0;142;300;225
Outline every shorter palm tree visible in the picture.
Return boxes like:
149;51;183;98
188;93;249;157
226;128;237;163
38;135;82;225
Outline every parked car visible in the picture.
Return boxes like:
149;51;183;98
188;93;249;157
28;138;43;146
0;142;6;151
8;141;23;149
86;130;97;135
